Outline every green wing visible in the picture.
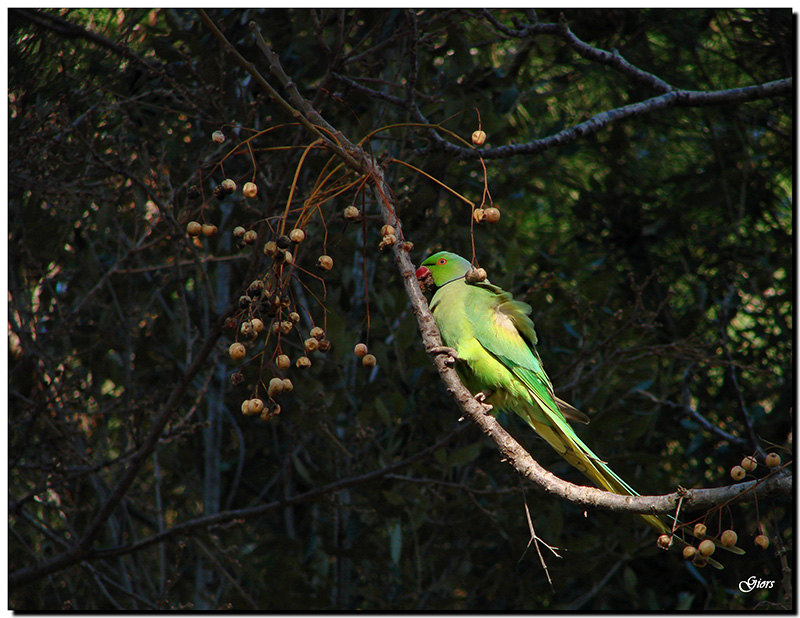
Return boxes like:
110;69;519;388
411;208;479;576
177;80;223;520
464;281;641;493
467;281;589;423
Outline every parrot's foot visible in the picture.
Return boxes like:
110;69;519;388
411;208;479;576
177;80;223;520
427;345;458;365
475;390;494;412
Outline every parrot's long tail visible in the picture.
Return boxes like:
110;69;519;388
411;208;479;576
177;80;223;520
528;416;744;569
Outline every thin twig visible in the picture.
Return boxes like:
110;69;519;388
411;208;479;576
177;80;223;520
518;479;559;593
192;537;259;610
75;427;466;562
196;10;362;172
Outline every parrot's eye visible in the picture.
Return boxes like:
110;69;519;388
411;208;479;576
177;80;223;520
437;258;447;265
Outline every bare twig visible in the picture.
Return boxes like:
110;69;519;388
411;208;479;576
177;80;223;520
519;479;559;593
196;10;362;172
9;306;235;587
13;8;150;66
78;426;465;562
718;285;764;457
192;537;259;610
636;385;748;448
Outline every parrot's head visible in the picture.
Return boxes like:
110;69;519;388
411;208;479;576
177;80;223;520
416;251;472;288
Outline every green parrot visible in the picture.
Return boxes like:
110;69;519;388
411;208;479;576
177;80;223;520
416;251;741;566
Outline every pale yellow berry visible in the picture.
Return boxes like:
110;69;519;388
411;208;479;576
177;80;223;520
202;224;217;237
289;228;305;243
243;230;258;244
243;182;258;198
344;205;361;221
698;539;715;557
263;240;278;256
248;398;264;415
251;318;265;334
280;321;293;334
248;278;264;294
657;534;672;549
310;326;325;340
720;530;738;548
289;312;301;323
402;241;414;252
281;378;293;392
471;129;486;146
765;453;781;468
741;456;758;472
241;400;250;415
233;226;246;238
317;339;331;352
381;224;395;236
187;221;203;236
472;208;485;224
693;523;707;539
754;534;769;549
465;267;487;284
362;353;377;368
730;465;746;481
483;207;501;223
354;343;368;358
682;545;696;560
211;130;225;144
275;354;291;370
221;178;236;193
240;321;254;336
317;255;333;271
268;377;284;397
228;342;246;361
296;356;312;369
304;337;319;353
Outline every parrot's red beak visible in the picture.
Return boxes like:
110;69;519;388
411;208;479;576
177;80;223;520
416;265;434;292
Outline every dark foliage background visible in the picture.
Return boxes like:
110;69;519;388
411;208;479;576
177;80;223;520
8;8;792;610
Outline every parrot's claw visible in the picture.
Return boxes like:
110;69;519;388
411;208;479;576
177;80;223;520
427;345;458;365
475;390;494;412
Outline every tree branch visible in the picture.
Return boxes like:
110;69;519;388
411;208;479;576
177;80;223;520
424;79;792;160
197;10;364;172
12;8;150;66
72;426;466;562
478;10;674;93
338;10;791;160
8;304;235;587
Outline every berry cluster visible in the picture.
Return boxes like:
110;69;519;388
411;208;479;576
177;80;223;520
730;452;782;481
663;451;786;567
195;128;392;421
190;123;497;423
